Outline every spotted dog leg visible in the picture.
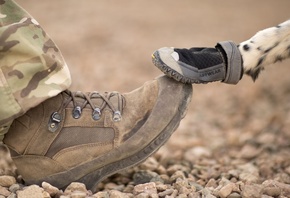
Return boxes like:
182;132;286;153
238;19;290;81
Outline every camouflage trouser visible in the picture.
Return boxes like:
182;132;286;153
0;0;71;140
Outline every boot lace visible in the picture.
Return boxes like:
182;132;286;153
48;90;125;132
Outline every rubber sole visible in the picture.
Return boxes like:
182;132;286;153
152;51;219;84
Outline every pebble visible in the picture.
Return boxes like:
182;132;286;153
228;192;242;198
7;193;17;198
262;186;281;197
41;182;59;197
109;190;132;198
70;190;87;198
158;188;174;197
241;184;262;198
218;183;235;198
0;186;10;197
133;170;161;185
0;176;16;187
262;180;290;196
93;191;109;198
64;182;87;194
17;185;48;198
133;182;157;195
135;192;149;198
139;157;159;171
239;144;261;159
205;178;217;188
8;183;21;193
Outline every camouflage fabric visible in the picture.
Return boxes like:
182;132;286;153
0;0;71;140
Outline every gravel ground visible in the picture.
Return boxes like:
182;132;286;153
1;1;290;197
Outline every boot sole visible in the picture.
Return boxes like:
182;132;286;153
26;77;192;193
152;51;220;84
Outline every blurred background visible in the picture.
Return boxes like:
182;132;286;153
16;0;290;155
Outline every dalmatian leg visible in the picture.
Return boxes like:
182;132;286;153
238;19;290;81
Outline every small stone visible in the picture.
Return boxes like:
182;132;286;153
156;184;167;191
241;184;262;198
171;189;178;197
239;172;259;183
9;184;21;193
135;192;149;198
262;179;290;196
42;182;59;197
0;186;11;196
228;192;242;198
42;191;51;198
133;182;157;195
159;174;170;184
60;196;70;198
184;146;211;162
156;165;167;175
133;170;161;185
262;186;281;197
64;182;87;194
201;188;215;198
167;165;190;176
219;183;235;198
179;186;191;195
93;191;109;198
205;178;217;188
17;185;46;198
174;178;189;192
71;190;87;198
109;190;132;198
0;176;16;187
104;183;119;190
158;188;174;197
285;166;290;175
239;144;261;159
176;194;187;198
123;185;134;193
191;182;203;191
7;193;17;198
170;171;186;182
139;157;159;171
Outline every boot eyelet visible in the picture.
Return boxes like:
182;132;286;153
73;106;82;119
48;112;62;132
92;108;101;120
113;111;122;122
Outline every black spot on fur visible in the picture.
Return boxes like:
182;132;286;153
274;55;283;63
276;25;281;28
243;44;250;51
257;47;261;51
257;56;266;67
264;42;279;53
245;67;264;82
250;40;254;44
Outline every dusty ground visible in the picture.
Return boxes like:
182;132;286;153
1;0;290;197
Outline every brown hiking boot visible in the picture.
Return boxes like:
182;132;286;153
3;75;192;192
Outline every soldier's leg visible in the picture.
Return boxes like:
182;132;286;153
0;0;71;140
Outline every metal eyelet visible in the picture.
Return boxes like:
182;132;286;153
48;112;62;132
113;111;122;122
92;108;101;120
73;106;82;119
